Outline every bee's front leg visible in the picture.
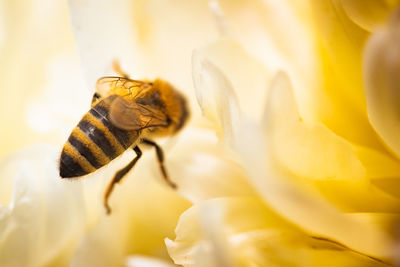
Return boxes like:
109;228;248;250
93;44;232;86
112;60;130;79
91;92;101;106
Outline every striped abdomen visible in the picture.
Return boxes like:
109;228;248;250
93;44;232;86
59;95;139;178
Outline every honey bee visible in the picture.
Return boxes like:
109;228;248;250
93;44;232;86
59;67;189;214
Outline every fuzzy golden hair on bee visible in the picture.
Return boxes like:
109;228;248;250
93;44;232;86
59;72;189;214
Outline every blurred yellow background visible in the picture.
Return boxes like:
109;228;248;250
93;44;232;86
0;1;86;159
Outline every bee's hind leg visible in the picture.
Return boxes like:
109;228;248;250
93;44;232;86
104;146;142;215
142;139;177;189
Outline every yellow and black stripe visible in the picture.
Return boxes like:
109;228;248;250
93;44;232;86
60;95;139;178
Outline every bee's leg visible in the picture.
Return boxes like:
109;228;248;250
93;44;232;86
104;146;142;215
142;139;177;189
112;60;130;79
91;92;101;106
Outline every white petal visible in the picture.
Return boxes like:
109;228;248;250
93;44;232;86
71;215;126;267
216;0;317;120
0;146;86;266
167;197;388;266
194;38;270;120
165;127;256;203
192;50;241;146
166;198;246;267
125;255;175;267
71;149;190;266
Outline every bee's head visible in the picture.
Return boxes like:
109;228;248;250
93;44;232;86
152;79;190;133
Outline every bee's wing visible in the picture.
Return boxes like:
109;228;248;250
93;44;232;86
109;96;169;131
95;76;145;97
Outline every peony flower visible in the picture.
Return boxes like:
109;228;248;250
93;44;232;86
2;0;400;266
167;1;400;266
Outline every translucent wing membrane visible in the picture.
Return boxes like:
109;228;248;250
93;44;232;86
109;96;169;131
95;77;149;97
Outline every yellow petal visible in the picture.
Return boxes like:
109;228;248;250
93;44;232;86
310;0;385;149
353;145;400;200
235;72;395;259
341;0;399;31
264;72;400;212
371;178;400;200
217;0;384;149
264;72;365;182
167;197;390;266
314;178;400;213
231;229;390;267
363;8;400;158
355;145;400;179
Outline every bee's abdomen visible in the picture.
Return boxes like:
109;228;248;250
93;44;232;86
60;96;138;178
